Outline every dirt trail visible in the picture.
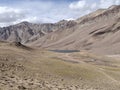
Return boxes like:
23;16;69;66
98;67;119;83
57;53;84;64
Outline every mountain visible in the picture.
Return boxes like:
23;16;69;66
30;5;120;55
0;20;77;44
1;5;120;90
0;5;120;55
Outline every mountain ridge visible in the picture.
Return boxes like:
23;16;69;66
0;5;120;54
30;5;120;55
0;20;77;44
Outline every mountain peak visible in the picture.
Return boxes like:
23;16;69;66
57;20;68;24
18;21;31;26
108;5;120;9
77;5;120;24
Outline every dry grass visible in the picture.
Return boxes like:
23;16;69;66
0;42;120;90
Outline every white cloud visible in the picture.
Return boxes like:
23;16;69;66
91;3;97;9
99;0;120;8
99;0;117;8
69;0;120;10
69;0;86;10
0;6;27;26
0;6;21;14
0;0;120;27
68;0;120;18
115;0;120;4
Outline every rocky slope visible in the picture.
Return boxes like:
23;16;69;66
0;20;77;44
30;5;120;55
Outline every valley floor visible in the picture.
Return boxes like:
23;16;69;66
0;42;120;90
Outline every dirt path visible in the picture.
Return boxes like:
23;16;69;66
57;53;84;64
98;67;120;83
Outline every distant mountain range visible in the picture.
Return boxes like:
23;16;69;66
0;5;120;54
0;20;77;43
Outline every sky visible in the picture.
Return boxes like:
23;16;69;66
0;0;120;26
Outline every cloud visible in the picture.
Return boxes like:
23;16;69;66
69;0;97;10
0;6;27;26
115;0;120;4
0;1;60;26
0;0;120;27
69;0;86;10
69;0;120;10
68;0;120;18
91;3;97;9
100;0;120;8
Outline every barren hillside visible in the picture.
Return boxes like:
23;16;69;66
30;5;120;55
0;41;120;90
0;20;76;44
